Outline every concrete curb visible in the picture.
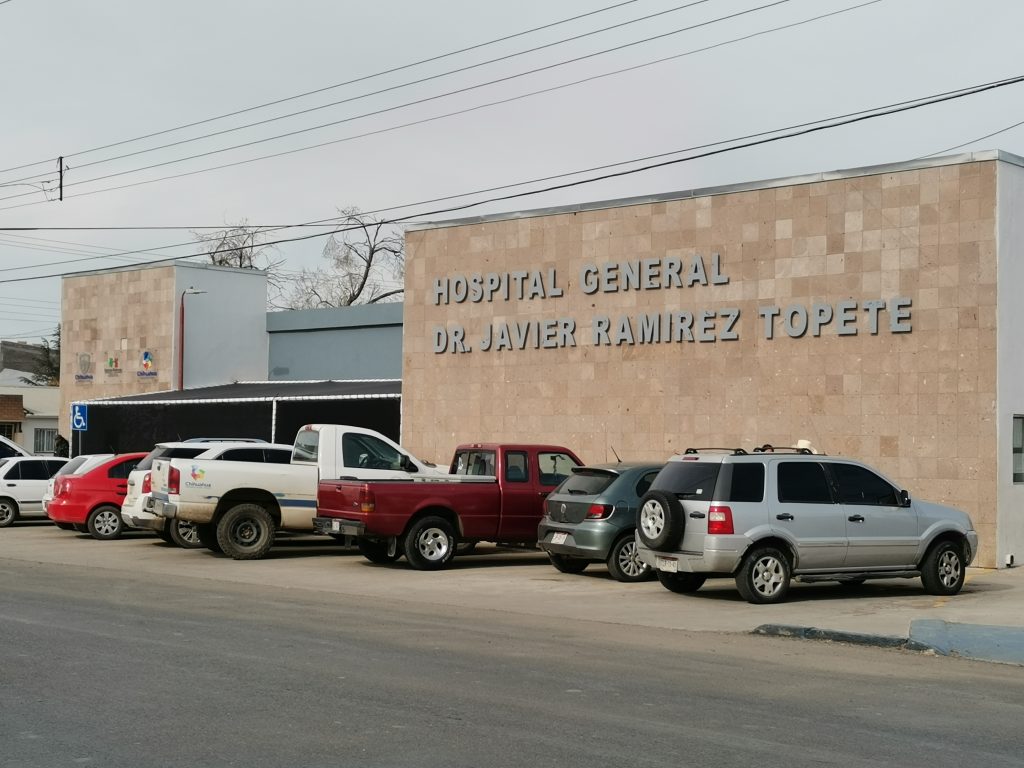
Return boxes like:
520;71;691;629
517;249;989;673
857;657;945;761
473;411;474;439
753;624;930;652
908;620;1024;666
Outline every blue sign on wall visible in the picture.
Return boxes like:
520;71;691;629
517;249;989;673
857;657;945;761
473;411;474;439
71;404;88;432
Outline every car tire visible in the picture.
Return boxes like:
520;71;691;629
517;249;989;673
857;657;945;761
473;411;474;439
217;504;275;560
548;552;589;574
357;538;401;564
656;571;707;594
0;497;19;528
54;522;76;531
636;491;685;550
156;525;174;544
920;539;966;596
195;523;222;553
735;545;791;604
606;534;651;583
403;516;457;571
87;505;124;540
168;519;203;549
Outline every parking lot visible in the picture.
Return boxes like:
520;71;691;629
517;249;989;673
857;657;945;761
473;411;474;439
4;520;1022;640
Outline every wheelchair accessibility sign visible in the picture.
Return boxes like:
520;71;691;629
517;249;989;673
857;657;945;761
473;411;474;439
71;404;88;432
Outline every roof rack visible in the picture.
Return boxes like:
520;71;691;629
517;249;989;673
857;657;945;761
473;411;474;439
683;448;748;455
751;444;817;455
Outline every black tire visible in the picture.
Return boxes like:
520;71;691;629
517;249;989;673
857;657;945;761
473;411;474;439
54;522;76;531
73;523;89;534
403;516;457;570
0;497;19;528
548;552;589;574
168;519;203;549
216;504;276;560
606;534;651;583
920;539;966;596
357;538;401;564
636;490;685;550
156;525;174;544
86;505;124;541
657;571;707;594
195;523;222;553
735;545;791;604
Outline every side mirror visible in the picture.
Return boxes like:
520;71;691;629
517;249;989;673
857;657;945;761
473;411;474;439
900;489;911;507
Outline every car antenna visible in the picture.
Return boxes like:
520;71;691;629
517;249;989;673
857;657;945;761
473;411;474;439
610;445;622;463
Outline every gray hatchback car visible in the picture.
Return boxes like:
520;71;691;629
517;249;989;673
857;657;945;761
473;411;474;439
635;448;979;603
538;463;663;582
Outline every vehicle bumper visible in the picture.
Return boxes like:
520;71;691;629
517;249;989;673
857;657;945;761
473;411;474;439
966;531;980;565
45;499;88;524
152;495;214;524
121;496;165;531
537;520;622;560
636;536;746;574
313;516;365;537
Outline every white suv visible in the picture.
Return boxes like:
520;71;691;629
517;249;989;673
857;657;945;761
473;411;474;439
0;456;69;527
636;447;979;604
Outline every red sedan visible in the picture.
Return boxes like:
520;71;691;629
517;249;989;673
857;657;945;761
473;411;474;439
47;453;147;540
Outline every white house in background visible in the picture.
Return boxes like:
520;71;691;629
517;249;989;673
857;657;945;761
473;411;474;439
0;368;61;455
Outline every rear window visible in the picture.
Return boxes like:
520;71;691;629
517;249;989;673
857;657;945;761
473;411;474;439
714;463;766;502
56;456;88;476
292;430;320;464
451;450;496;476
556;469;616;497
650;462;722;500
136;446;206;472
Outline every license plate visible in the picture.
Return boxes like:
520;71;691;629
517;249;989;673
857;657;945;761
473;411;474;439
551;532;568;545
331;520;341;533
656;556;678;573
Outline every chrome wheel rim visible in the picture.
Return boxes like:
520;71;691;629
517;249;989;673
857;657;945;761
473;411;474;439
0;503;13;524
177;520;200;545
938;550;962;588
416;527;451;561
94;509;120;536
752;555;785;597
230;517;264;548
617;539;648;578
639;500;666;540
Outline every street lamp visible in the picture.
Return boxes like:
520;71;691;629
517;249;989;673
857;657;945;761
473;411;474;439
178;286;207;390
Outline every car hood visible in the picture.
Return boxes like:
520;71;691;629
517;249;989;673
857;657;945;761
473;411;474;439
914;498;974;529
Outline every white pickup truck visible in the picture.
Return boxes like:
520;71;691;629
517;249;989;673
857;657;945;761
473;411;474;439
150;424;445;560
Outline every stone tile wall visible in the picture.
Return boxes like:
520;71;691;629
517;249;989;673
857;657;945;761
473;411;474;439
403;160;999;566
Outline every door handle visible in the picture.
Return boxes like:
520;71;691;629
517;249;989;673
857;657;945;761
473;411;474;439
5;483;15;487
689;511;706;519
776;513;794;521
538;491;549;497
848;514;865;523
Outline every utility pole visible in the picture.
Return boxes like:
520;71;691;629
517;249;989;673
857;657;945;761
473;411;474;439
57;156;63;201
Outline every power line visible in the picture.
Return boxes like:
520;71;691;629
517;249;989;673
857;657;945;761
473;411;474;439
0;294;61;305
0;0;720;189
0;327;58;340
921;117;1024;158
0;0;881;214
0;0;644;179
2;70;1021;286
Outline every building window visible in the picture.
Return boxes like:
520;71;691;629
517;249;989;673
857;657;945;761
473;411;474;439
1014;416;1024;484
34;428;57;454
0;423;15;440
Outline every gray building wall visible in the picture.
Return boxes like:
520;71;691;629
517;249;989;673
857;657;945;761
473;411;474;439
267;303;402;380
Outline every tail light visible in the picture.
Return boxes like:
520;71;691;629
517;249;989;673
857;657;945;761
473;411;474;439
168;466;180;495
359;484;375;514
56;479;70;497
708;505;734;535
141;472;152;494
585;503;613;519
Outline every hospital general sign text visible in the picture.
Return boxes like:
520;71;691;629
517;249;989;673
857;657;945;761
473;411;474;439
431;253;911;354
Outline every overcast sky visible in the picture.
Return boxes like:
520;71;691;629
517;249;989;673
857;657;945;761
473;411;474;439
1;0;1022;341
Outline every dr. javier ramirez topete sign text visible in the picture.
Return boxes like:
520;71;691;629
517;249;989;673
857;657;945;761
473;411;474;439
430;254;912;354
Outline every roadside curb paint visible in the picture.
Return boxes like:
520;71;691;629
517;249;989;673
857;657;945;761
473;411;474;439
908;619;1024;667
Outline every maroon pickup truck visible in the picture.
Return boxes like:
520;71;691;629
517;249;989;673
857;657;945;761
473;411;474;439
313;443;581;570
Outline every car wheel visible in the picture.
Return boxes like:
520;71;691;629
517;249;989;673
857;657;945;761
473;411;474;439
87;505;124;540
195;523;222;553
403;516;457;570
735;545;791;604
636;491;685;550
921;540;966;596
0;497;19;528
606;535;650;583
53;522;76;531
217;504;276;560
168;519;203;549
548;552;589;574
357;538;401;564
657;571;707;594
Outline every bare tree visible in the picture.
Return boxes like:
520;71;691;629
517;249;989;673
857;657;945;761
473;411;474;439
192;221;287;306
282;208;404;309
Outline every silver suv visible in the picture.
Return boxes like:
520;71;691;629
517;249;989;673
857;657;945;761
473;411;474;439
635;447;979;604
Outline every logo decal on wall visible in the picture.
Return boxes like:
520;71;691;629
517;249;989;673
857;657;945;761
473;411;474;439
75;353;94;382
105;355;122;374
137;350;158;378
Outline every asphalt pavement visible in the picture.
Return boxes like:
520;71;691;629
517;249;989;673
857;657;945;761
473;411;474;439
2;522;1023;664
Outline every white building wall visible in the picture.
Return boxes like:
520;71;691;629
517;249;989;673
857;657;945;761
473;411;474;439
173;264;270;389
996;161;1024;568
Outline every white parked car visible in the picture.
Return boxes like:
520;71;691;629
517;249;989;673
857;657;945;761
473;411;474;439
122;440;292;548
0;456;70;527
0;435;31;460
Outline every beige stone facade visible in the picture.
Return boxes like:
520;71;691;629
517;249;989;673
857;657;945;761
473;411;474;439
403;155;1011;567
